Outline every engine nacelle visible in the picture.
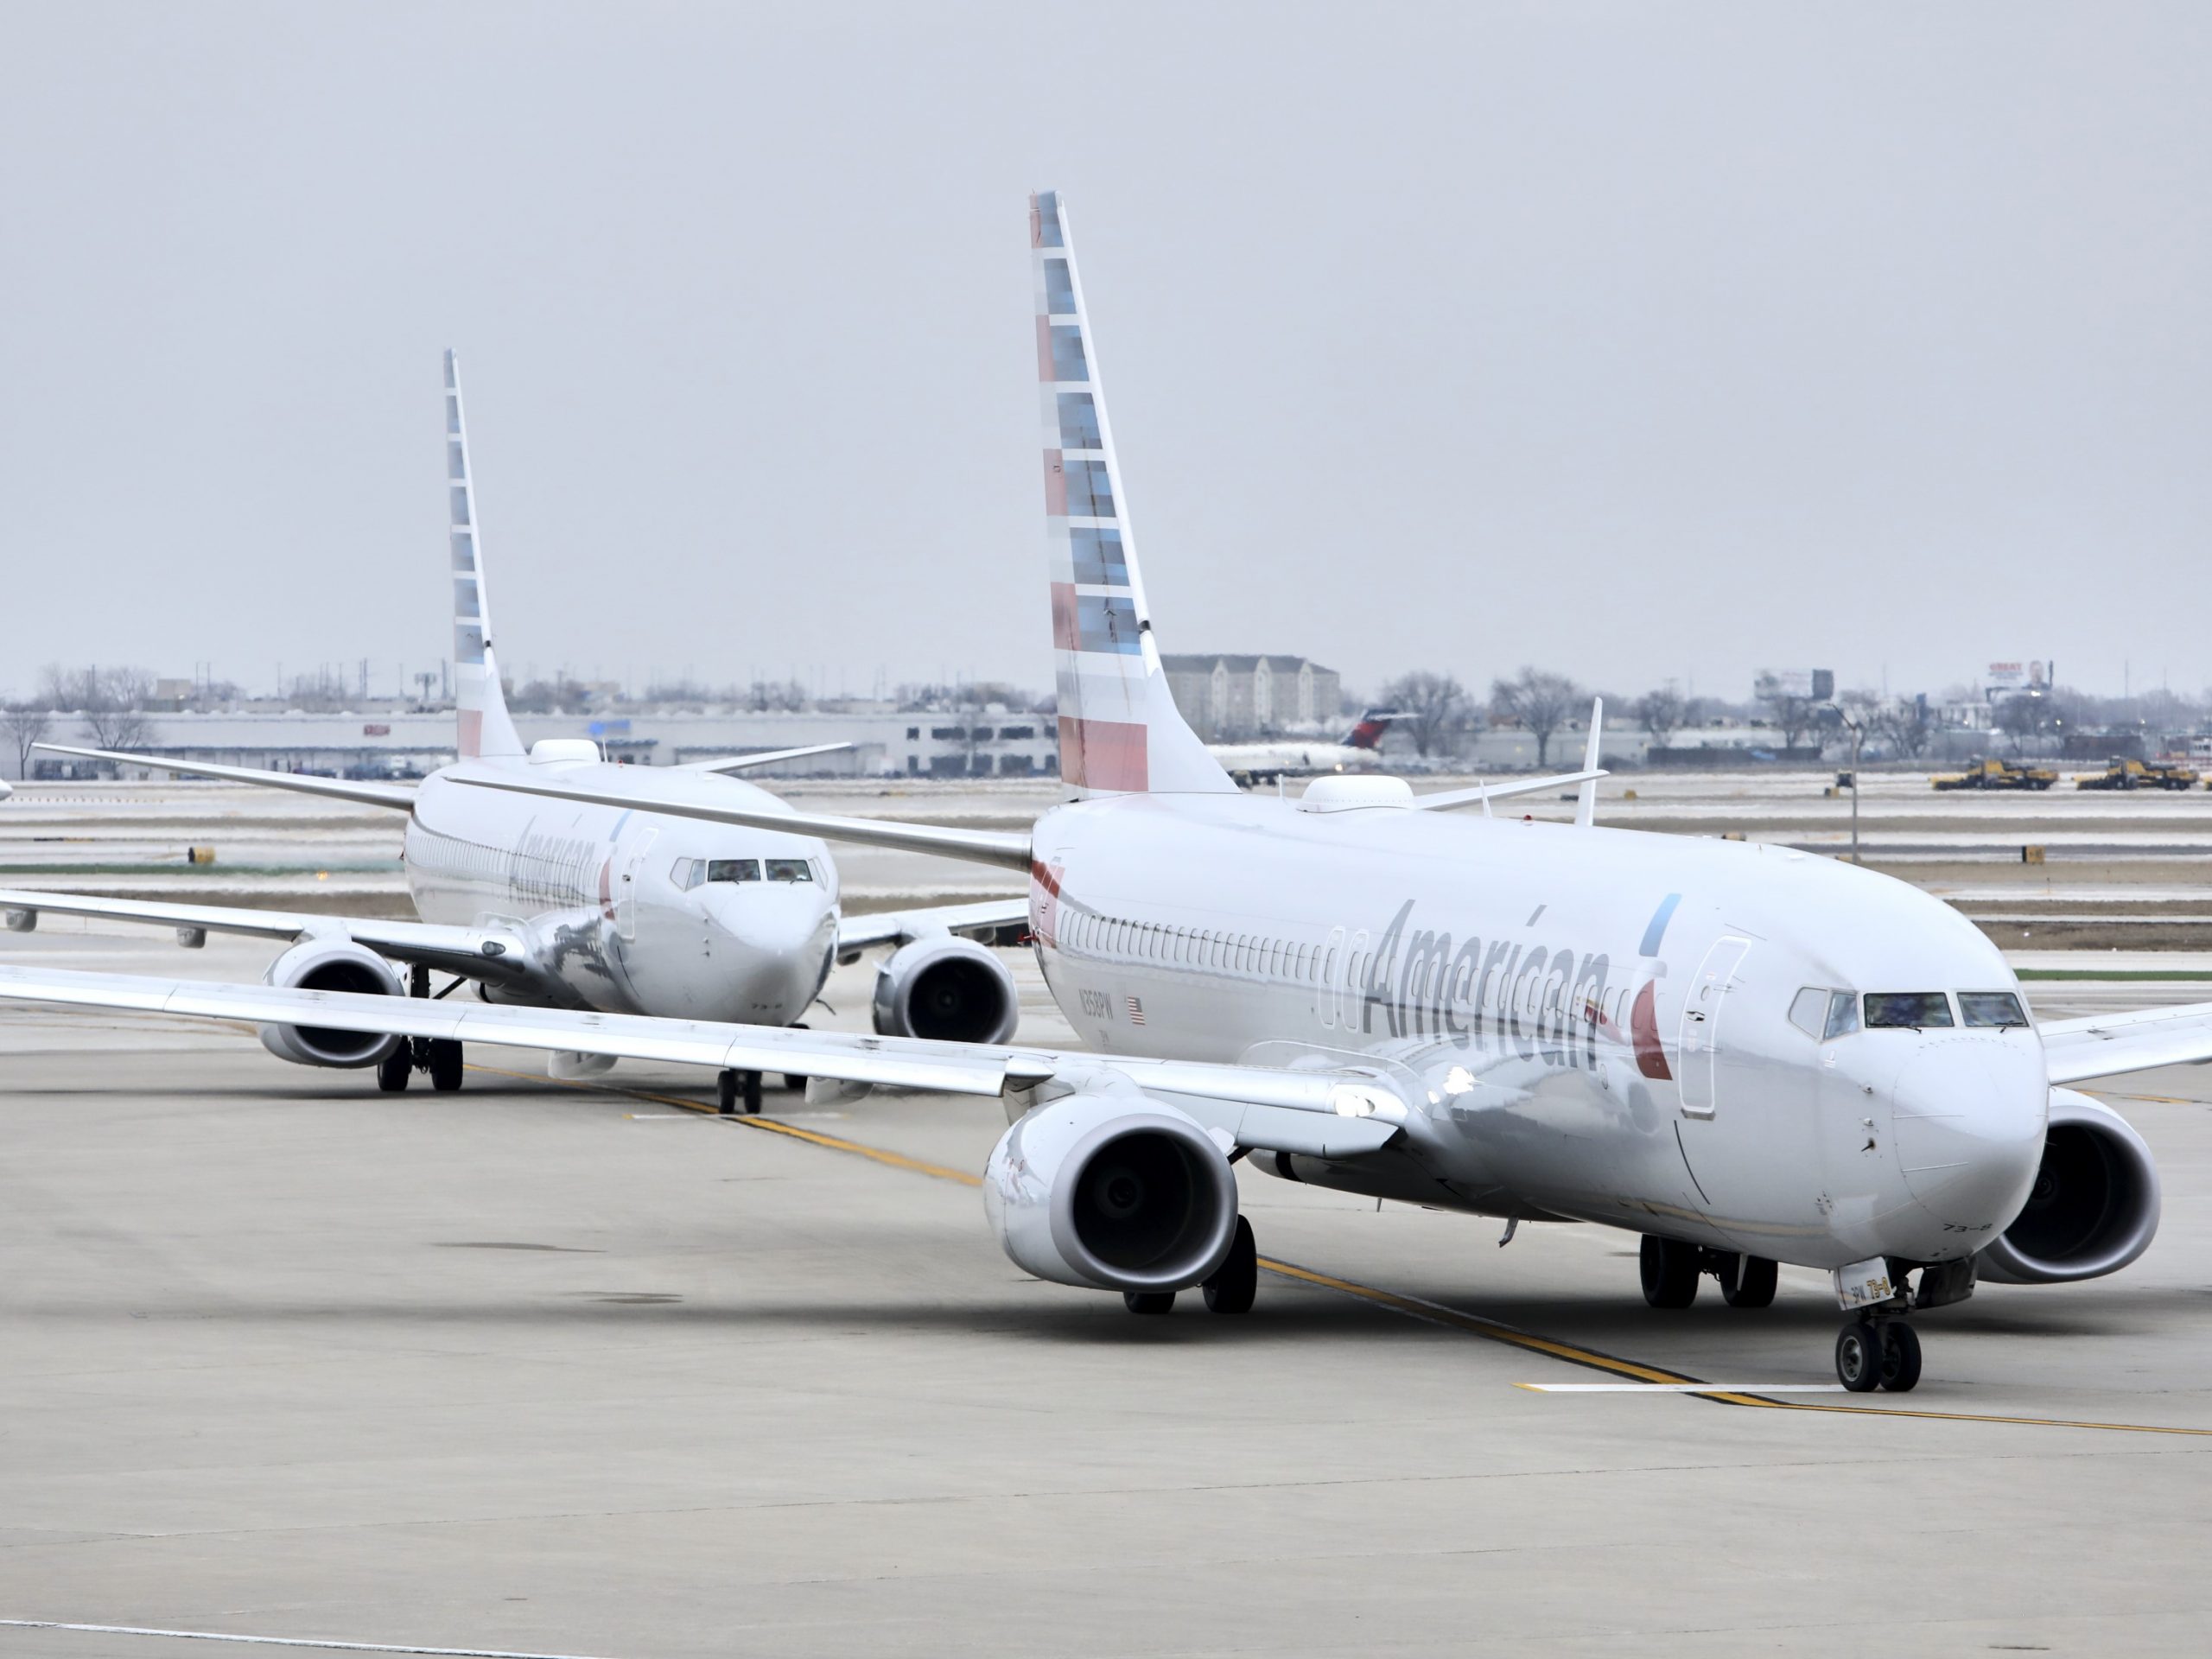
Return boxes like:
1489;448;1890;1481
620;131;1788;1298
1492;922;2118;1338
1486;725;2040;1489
983;1076;1238;1294
257;938;405;1069
1978;1088;2161;1284
872;935;1019;1045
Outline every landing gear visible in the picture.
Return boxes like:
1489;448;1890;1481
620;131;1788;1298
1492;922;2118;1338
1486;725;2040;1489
1123;1291;1176;1314
1834;1317;1923;1393
427;1039;464;1093
376;1046;412;1093
1835;1322;1883;1392
1639;1236;1700;1308
717;1069;763;1115
1203;1216;1258;1314
1718;1253;1778;1308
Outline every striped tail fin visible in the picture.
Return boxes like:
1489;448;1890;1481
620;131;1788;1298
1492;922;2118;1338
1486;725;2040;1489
443;350;524;760
1031;191;1233;798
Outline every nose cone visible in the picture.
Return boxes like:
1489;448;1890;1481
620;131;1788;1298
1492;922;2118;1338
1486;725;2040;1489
702;887;836;1019
1891;1039;2047;1235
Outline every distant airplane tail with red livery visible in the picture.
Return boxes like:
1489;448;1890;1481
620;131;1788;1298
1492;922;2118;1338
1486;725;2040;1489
1343;710;1402;753
1031;191;1234;800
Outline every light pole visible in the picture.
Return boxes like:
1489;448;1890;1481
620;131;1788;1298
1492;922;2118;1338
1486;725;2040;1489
1827;702;1866;865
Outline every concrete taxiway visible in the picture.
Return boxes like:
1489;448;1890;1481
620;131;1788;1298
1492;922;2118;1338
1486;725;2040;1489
3;925;2212;1656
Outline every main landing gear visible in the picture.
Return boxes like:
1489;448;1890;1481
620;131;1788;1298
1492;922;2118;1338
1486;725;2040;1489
717;1069;764;1115
1637;1236;1777;1309
1122;1216;1258;1317
375;966;464;1093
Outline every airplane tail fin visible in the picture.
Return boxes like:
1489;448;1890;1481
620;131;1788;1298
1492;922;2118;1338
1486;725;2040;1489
1031;191;1233;798
1344;709;1400;753
443;350;524;761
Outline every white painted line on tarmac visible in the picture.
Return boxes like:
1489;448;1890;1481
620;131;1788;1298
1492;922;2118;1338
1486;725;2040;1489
1517;1382;1847;1394
0;1622;626;1659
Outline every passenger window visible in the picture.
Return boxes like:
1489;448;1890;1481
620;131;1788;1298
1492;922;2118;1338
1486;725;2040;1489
1824;991;1860;1039
1864;992;1953;1029
1960;991;2029;1028
1788;987;1827;1039
706;858;761;883
764;859;812;882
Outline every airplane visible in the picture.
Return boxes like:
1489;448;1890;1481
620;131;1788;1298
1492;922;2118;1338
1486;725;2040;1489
1208;709;1399;786
2;351;1027;1114
0;195;2190;1393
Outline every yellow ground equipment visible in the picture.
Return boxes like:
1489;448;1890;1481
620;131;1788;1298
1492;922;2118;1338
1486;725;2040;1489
2075;758;2199;791
1931;758;2057;791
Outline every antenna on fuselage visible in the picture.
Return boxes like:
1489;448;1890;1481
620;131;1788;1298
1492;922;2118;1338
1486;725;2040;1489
1574;698;1604;828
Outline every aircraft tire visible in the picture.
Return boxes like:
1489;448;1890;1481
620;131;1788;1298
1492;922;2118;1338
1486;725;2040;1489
1203;1216;1258;1314
1835;1321;1883;1392
376;1046;411;1093
1638;1236;1700;1308
742;1071;764;1114
784;1075;805;1092
1123;1291;1176;1315
1718;1253;1778;1308
716;1070;738;1115
427;1039;464;1092
1878;1321;1923;1392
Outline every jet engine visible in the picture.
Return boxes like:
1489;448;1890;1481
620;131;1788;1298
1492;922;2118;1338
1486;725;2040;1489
871;935;1019;1045
257;939;406;1069
1978;1089;2161;1284
983;1077;1239;1294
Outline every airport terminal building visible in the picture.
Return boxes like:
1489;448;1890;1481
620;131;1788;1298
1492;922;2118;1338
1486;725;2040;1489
13;707;1061;782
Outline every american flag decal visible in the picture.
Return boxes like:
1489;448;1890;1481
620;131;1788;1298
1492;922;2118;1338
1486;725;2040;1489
1125;996;1146;1027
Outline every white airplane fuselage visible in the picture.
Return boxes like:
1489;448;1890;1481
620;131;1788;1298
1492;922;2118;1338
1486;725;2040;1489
404;760;839;1025
1028;792;2049;1274
1207;739;1377;779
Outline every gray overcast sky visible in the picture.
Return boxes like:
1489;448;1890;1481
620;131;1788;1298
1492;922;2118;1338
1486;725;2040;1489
2;3;2206;705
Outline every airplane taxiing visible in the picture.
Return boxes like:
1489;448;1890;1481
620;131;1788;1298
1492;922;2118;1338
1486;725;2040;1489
3;352;1024;1112
0;194;2191;1392
1209;709;1400;787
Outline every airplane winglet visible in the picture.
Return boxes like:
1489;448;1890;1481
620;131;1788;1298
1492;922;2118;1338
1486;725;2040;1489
1575;698;1604;828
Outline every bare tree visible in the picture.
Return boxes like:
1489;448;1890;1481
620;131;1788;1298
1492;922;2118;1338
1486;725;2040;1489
1874;699;1935;760
1632;687;1687;751
1759;691;1821;752
1376;671;1470;759
1491;667;1582;766
3;705;52;777
40;664;159;750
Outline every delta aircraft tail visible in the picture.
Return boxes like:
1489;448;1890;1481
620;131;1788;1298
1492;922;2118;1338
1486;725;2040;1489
443;350;524;761
1031;191;1234;799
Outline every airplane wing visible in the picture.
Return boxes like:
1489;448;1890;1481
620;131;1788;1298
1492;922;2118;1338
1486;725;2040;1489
0;963;1403;1160
1411;769;1606;812
35;743;417;810
835;898;1031;957
677;742;854;775
0;889;529;983
2040;1001;2212;1085
451;772;1032;870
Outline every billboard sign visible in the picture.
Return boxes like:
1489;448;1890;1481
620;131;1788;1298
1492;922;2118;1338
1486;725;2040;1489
1755;670;1834;702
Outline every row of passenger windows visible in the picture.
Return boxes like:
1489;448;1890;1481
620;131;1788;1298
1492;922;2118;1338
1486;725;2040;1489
1065;907;1334;982
671;856;820;889
1789;987;2027;1039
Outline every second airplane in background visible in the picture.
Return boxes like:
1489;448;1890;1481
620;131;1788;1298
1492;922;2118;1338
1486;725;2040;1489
7;353;1026;1110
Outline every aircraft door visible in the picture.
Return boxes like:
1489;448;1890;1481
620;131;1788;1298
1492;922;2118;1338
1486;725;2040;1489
616;828;658;943
1676;936;1751;1119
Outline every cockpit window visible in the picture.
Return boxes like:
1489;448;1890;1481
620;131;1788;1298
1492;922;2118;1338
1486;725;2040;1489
705;858;761;883
1864;992;1954;1029
671;858;704;890
1959;991;2029;1028
763;858;813;883
1790;987;1865;1040
1824;990;1860;1039
1788;988;1828;1039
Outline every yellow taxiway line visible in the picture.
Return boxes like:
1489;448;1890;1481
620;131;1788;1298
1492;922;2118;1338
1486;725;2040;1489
472;1062;2212;1439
